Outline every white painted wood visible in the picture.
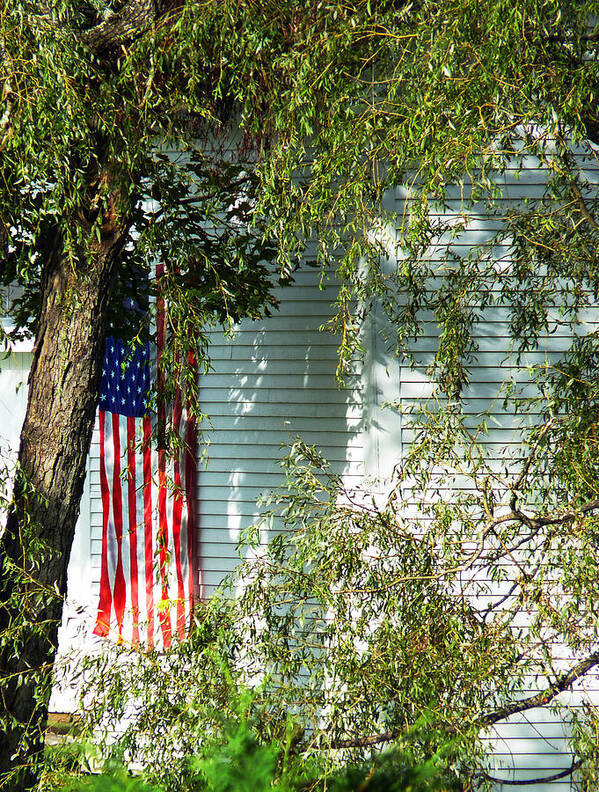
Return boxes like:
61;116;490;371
368;154;599;789
0;351;93;710
0;352;30;466
2;144;597;788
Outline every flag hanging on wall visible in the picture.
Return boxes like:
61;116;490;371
92;328;198;650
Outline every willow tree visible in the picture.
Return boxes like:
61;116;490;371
1;0;599;789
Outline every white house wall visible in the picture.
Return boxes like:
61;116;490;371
2;147;598;789
364;153;599;788
82;268;364;604
367;313;596;790
0;351;30;467
0;349;93;711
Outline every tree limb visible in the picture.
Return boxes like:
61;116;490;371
479;757;583;785
327;731;399;750
481;651;599;727
325;649;599;751
83;0;157;53
0;48;13;146
570;180;599;232
545;32;599;43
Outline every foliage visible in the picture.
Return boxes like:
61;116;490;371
70;421;599;787
55;684;461;792
2;0;599;788
2;1;599;385
66;770;158;792
157;0;599;386
0;144;280;427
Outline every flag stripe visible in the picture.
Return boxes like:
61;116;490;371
94;409;112;637
127;415;140;646
111;412;127;641
142;414;155;649
172;389;185;639
157;446;171;649
185;349;199;603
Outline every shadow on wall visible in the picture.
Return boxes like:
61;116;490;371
196;269;364;595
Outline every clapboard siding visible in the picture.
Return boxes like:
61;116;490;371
0;352;30;462
5;143;594;786
194;274;364;592
363;156;599;789
82;269;364;603
0;351;95;711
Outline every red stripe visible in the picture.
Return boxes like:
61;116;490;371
156;261;172;649
111;413;127;641
157;447;171;648
127;416;140;646
143;415;154;649
185;349;198;606
93;410;112;637
172;390;185;640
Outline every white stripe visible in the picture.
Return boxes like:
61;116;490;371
134;416;148;639
118;414;132;640
165;439;177;609
150;440;162;648
179;405;191;630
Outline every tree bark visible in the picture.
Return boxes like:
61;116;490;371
83;0;157;53
0;211;129;790
0;6;164;786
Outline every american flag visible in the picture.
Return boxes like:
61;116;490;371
93;318;197;650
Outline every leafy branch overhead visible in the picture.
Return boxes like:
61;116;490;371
2;1;599;385
2;1;599;790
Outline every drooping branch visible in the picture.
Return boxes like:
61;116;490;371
327;731;400;750
570;180;599;232
325;649;599;751
481;651;599;727
545;31;599;43
0;48;13;148
479;758;583;786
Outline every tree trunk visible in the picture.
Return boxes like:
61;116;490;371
0;215;129;790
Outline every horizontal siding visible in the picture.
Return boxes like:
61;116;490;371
375;154;599;789
82;268;363;608
50;142;599;787
194;271;363;592
0;351;96;711
0;352;31;463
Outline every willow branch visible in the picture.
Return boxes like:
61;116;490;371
327;730;399;750
509;418;553;514
326;650;599;750
545;32;599;43
479;758;583;786
0;48;13;145
482;650;599;726
570;181;599;232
